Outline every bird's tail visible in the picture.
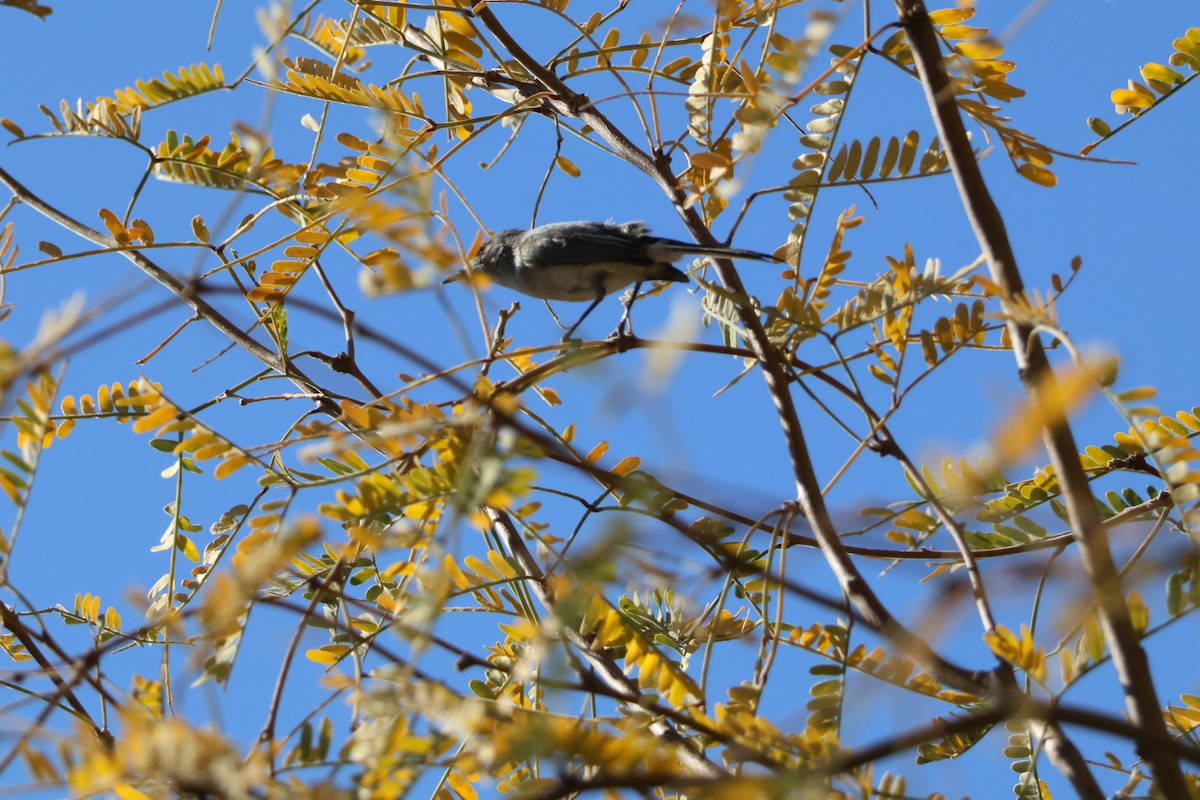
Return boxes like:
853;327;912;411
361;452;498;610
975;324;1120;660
691;244;779;262
652;239;780;263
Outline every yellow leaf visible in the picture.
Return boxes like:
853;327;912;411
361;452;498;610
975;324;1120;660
984;624;1046;681
661;56;693;75
690;150;732;169
447;772;478;800
486;548;517;579
98;208;130;246
247;287;282;302
554;156;581;177
463;555;500;582
631;33;652;69
0;475;21;504
929;8;975;25
284;245;319;260
306;645;351;665
1128;591;1149;633
1111;89;1153;108
191;214;210;244
214;455;253;479
1168;706;1200;725
132;404;179;434
955;40;1004;60
114;783;152;800
1117;386;1157;403
867;363;894;385
344;168;380;185
336;132;369;151
376;591;403;615
340;400;372;428
612;456;641;476
498;620;534;642
444;554;470;590
1017;163;1056;187
1140;63;1183;87
194;441;231;460
295;228;330;244
939;25;988;41
586;441;608;464
738;59;759;95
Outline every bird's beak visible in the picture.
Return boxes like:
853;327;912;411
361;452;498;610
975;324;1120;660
443;268;491;288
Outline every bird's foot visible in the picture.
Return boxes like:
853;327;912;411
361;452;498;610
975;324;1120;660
606;326;637;352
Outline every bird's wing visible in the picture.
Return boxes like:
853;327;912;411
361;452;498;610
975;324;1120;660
515;222;655;267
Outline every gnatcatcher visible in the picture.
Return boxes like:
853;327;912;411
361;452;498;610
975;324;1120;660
445;220;777;340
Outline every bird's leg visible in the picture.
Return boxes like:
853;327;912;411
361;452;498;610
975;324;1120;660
612;281;641;340
561;280;606;342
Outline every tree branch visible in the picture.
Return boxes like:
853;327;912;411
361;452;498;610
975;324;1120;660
0;166;340;422
484;507;727;780
471;0;991;699
896;3;1187;796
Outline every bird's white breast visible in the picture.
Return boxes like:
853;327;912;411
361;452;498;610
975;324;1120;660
509;262;651;301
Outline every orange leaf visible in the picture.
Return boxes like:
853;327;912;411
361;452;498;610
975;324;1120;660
586;441;608;464
612;456;641;476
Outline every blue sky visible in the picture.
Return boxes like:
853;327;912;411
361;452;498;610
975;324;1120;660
0;1;1197;797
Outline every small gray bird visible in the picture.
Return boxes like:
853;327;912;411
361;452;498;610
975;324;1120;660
446;221;777;340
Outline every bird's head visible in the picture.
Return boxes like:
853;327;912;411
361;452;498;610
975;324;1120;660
441;229;517;287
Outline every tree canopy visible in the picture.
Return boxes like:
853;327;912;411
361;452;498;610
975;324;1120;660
0;2;1197;799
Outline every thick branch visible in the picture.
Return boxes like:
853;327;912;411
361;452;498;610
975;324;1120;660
897;3;1187;795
